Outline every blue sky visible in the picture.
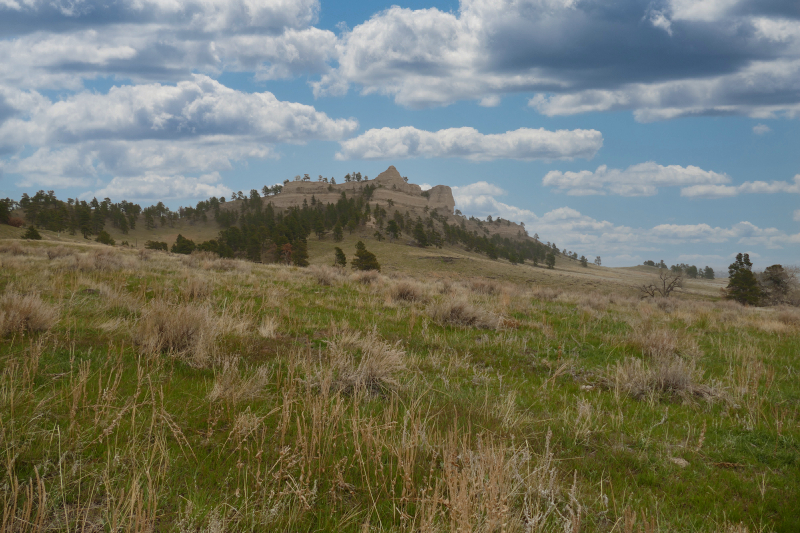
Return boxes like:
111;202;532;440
0;0;798;269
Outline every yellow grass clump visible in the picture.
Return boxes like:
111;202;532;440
136;300;217;364
428;297;500;329
0;291;59;335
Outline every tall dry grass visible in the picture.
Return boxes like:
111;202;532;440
322;330;406;395
136;300;217;365
0;291;59;335
428;297;500;329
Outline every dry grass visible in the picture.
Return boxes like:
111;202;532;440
530;286;562;302
352;270;381;285
258;316;279;339
428;297;500;329
628;325;701;359
46;245;75;260
608;356;715;401
180;275;212;300
0;291;59;335
324;330;406;395
136;300;217;364
309;265;344;286
77;249;135;271
0;241;27;256
389;279;427;303
469;278;501;295
208;361;271;404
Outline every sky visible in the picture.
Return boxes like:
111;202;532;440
0;0;799;270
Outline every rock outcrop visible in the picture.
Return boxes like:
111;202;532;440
265;165;455;216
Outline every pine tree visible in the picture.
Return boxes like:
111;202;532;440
95;230;115;246
292;238;309;267
334;247;347;268
171;234;196;254
386;220;400;242
333;222;344;242
545;252;556;269
412;222;429;247
580;255;588;267
726;253;761;305
352;241;380;271
22;225;42;240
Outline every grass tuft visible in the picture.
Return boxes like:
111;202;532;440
428;297;500;329
0;291;59;335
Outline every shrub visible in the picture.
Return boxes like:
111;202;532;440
428;298;499;329
608;356;714;401
95;230;115;246
137;300;216;363
171;234;196;255
8;216;24;228
310;265;342;286
327;331;406;395
22;226;42;240
46;246;75;260
352;241;380;271
0;242;27;255
333;246;347;268
0;292;59;336
469;279;501;295
353;270;380;285
145;240;168;251
390;280;426;302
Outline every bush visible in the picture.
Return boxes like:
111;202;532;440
428;298;499;329
390;280;426;302
136;300;216;363
0;292;59;336
7;216;24;228
95;230;115;246
171;234;196;255
22;226;42;240
333;247;347;268
351;241;380;271
145;240;168;251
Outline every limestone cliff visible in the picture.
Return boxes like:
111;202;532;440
265;165;455;216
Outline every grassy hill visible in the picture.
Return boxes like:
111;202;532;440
1;238;797;532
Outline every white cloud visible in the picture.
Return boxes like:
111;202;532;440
451;179;800;262
0;75;357;190
336;126;602;161
681;175;800;198
543;162;730;196
91;172;231;201
753;123;771;135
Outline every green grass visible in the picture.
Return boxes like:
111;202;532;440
1;240;797;532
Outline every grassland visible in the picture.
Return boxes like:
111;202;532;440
1;237;797;532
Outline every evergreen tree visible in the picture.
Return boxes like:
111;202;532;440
545;252;556;269
726;253;761;305
703;266;715;279
386;220;400;242
292;238;309;267
352;241;380;271
313;217;326;239
580;255;588;267
22;225;42;240
333;222;344;242
95;230;115;246
334;247;347;268
412;222;429;247
171;234;196;254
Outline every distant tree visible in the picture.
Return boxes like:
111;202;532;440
639;269;683;298
373;231;384;241
670;264;683;275
594;256;602;266
643;260;656;267
725;253;761;305
386;220;401;242
352;241;380;271
292;238;309;267
22;225;42;240
95;230;115;246
703;266;715;279
758;264;797;305
580;255;588;267
281;243;293;265
412;222;429;247
313;218;326;239
145;240;168;251
333;247;347;268
171;234;196;254
346;218;358;235
0;198;12;224
545;252;556;269
685;265;698;279
333;222;344;242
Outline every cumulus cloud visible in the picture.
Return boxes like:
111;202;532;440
681;175;800;197
90;172;232;201
753;123;772;135
313;0;800;119
451;179;800;262
0;75;357;189
0;0;334;89
336;126;602;161
543;162;730;196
